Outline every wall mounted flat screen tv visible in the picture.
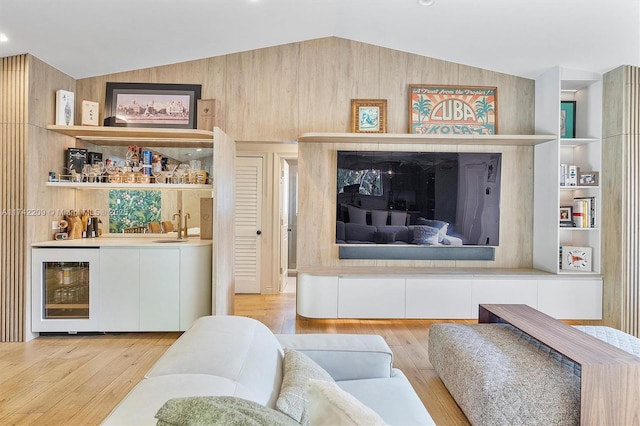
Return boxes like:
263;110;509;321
336;151;501;246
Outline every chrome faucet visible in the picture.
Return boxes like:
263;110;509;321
173;210;183;239
183;212;191;239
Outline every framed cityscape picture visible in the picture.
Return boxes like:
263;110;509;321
104;82;201;129
351;99;387;133
409;85;497;135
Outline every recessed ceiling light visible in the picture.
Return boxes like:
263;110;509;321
0;34;8;43
418;0;435;5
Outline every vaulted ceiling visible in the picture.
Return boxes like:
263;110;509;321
0;0;638;80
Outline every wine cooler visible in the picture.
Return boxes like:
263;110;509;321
32;248;100;332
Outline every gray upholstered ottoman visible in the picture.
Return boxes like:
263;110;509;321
429;323;640;426
429;323;581;426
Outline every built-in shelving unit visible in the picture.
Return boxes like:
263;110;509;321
44;125;237;317
534;66;602;275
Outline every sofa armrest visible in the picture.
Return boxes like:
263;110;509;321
275;334;393;381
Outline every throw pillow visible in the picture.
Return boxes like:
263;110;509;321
415;218;449;242
307;379;387;426
276;348;335;426
155;395;299;426
412;225;440;245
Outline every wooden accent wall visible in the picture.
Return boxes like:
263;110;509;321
75;36;535;273
0;55;27;341
75;37;534;142
602;65;640;335
0;54;76;341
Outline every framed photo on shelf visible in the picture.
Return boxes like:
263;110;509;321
559;206;574;227
351;99;387;133
104;82;202;129
560;101;576;138
409;85;497;135
579;171;599;186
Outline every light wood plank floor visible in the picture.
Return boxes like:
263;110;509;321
0;291;472;425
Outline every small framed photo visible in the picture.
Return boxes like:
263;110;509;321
559;206;574;227
579;171;599;186
560;101;576;138
351;99;387;133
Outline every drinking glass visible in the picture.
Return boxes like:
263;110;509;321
176;164;190;184
165;164;178;184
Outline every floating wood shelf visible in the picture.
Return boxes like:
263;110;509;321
298;132;556;146
47;125;214;148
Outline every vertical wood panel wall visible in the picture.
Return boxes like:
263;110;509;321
603;65;640;335
0;55;27;341
623;66;640;335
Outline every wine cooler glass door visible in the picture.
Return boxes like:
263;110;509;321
32;248;100;332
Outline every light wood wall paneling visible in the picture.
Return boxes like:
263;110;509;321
212;127;236;315
602;67;625;330
458;64;535;135
602;65;640;335
298;38;381;135
225;44;300;142
1;55;27;341
379;49;459;134
76;56;228;130
76;36;535;145
623;66;640;336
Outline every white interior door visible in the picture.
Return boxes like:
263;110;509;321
279;161;290;292
235;156;263;294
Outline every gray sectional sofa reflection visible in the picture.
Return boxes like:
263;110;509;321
336;220;464;245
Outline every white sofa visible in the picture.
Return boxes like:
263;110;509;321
102;315;435;425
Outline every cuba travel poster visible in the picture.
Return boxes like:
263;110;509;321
410;85;497;135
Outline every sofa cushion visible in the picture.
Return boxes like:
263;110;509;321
344;223;377;243
276;348;335;425
374;230;397;244
378;225;409;243
412;225;440;245
155;396;299;426
307;379;386;426
337;370;436;425
275;334;393;381
145;315;284;408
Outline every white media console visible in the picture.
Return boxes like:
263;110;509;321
297;268;603;320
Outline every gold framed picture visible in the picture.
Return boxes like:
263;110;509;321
351;99;387;133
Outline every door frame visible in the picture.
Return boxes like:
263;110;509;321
274;152;298;293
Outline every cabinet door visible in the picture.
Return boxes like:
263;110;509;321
470;279;538;319
338;277;405;318
406;279;473;318
100;248;140;331
538;278;602;319
139;248;180;331
179;245;212;330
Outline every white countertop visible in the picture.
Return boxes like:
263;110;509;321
32;236;212;248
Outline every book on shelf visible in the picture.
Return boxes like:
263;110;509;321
572;196;596;228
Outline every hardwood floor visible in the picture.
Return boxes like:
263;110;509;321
0;290;471;425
